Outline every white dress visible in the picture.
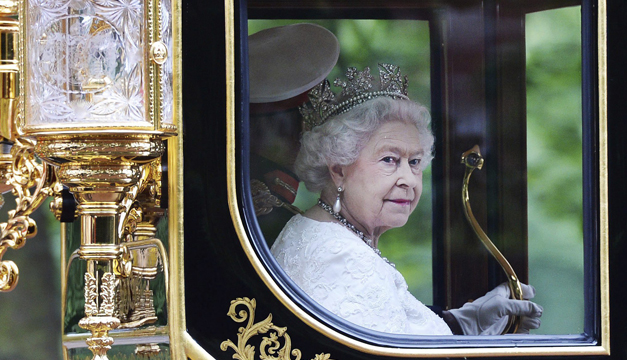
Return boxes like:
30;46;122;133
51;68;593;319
271;214;453;335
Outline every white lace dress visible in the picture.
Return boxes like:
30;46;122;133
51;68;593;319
271;214;453;335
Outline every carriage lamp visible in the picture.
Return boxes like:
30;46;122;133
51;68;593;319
0;0;178;358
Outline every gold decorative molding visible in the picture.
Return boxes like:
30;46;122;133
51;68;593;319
118;160;163;243
135;343;162;357
221;297;333;360
84;273;98;316
115;159;167;330
57;165;141;186
34;138;166;160
100;272;118;316
79;271;121;360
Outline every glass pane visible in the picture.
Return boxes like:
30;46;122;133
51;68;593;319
526;5;584;335
240;1;603;346
248;19;433;305
26;0;147;125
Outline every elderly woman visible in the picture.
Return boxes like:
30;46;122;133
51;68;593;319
271;64;542;336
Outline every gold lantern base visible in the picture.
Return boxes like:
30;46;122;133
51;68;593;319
36;133;166;360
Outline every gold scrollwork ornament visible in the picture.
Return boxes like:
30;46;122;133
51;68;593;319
0;138;55;291
115;160;165;329
221;297;334;360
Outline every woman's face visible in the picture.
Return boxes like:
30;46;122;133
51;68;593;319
335;120;425;238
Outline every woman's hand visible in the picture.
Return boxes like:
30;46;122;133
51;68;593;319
446;283;543;335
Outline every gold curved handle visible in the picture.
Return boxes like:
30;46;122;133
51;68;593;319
461;145;523;334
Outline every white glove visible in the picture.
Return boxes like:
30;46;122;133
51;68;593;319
448;283;543;335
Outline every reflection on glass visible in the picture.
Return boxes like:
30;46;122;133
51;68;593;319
249;19;434;304
526;6;584;335
247;19;544;336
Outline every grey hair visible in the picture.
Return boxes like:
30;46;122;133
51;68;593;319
295;96;435;193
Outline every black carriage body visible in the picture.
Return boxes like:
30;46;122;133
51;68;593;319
182;1;627;359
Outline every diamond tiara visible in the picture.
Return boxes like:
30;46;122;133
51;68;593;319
299;63;409;130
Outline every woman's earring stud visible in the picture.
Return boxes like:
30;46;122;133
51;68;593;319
333;186;343;213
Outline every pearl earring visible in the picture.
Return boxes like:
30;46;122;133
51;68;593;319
333;186;343;213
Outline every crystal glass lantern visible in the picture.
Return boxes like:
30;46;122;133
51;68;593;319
17;0;176;136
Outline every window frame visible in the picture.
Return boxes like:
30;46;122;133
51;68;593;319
224;0;609;356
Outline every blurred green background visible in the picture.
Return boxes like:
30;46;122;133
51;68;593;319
0;5;583;359
0;196;61;359
526;6;584;335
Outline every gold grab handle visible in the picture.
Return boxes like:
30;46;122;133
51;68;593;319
461;145;523;334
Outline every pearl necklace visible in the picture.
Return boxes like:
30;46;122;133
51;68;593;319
317;199;395;267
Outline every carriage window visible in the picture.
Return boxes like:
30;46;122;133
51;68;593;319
237;0;607;353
